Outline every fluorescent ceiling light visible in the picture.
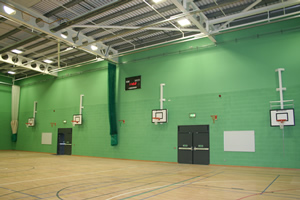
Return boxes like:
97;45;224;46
8;71;16;74
178;18;191;26
3;6;16;15
11;49;23;54
60;33;67;39
153;0;163;3
43;59;53;64
91;45;98;51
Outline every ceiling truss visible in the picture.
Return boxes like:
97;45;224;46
0;0;299;79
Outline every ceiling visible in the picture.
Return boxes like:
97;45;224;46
0;0;299;80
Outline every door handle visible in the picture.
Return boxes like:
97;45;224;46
194;147;209;151
178;147;193;150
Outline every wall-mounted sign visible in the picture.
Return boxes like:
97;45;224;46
125;75;141;90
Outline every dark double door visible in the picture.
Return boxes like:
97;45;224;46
57;128;72;155
178;125;209;165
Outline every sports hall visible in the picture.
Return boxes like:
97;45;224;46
0;0;299;199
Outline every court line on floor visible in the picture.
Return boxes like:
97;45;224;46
0;166;137;187
105;171;223;200
55;168;186;199
237;189;300;200
140;171;224;200
0;186;42;199
261;175;280;195
1;167;183;199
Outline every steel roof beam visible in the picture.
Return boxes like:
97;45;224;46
51;0;132;32
0;52;57;76
106;24;199;48
0;35;46;55
25;39;52;50
0;0;118;63
44;0;85;18
52;54;95;67
73;2;147;32
93;13;181;43
84;4;177;37
72;25;201;32
115;32;197;52
170;0;216;43
209;0;300;25
219;0;262;29
205;3;258;19
194;0;238;10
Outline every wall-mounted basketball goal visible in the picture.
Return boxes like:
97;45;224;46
26;101;37;128
72;94;84;126
152;83;168;125
269;68;295;129
269;68;295;155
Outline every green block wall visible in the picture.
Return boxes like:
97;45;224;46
15;18;300;168
0;77;12;150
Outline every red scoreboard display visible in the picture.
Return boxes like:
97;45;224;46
125;75;141;90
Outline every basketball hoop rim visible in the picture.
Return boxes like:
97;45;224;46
277;119;287;123
152;117;161;120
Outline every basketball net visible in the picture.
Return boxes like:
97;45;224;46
25;123;31;128
277;119;286;130
72;121;79;127
153;117;160;125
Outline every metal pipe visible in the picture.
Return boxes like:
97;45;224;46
70;25;201;32
276;68;285;109
160;83;165;110
0;81;12;86
219;0;262;30
79;94;84;115
33;101;37;118
116;33;206;57
58;41;61;68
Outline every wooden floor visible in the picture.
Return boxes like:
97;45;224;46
0;151;299;200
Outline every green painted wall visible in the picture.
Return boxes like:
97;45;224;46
0;77;13;150
16;18;300;168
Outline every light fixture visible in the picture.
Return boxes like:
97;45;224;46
8;71;16;74
153;0;163;3
177;18;191;26
96;57;103;61
43;59;53;64
91;45;98;51
11;49;23;54
3;6;16;15
60;33;67;39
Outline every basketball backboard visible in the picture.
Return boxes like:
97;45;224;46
72;114;82;125
270;109;295;127
152;109;167;123
26;118;35;127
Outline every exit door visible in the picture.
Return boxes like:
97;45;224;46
57;128;72;155
178;125;209;165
